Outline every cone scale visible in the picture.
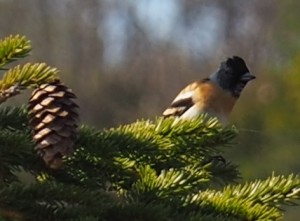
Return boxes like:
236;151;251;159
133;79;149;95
28;80;78;169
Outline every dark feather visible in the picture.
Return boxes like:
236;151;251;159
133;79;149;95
163;97;194;117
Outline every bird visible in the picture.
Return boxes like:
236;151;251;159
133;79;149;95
162;56;255;125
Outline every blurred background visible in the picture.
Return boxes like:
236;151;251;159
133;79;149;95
0;0;300;219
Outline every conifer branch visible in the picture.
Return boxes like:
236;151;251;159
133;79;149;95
128;165;211;202
0;63;59;104
64;117;239;188
226;174;300;207
184;174;300;220
0;35;31;70
0;106;28;131
0;63;59;90
0;130;38;174
0;182;113;221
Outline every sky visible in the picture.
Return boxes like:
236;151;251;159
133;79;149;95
99;0;223;65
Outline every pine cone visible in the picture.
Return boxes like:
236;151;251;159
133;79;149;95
28;80;79;169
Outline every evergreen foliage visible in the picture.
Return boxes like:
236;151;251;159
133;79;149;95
0;35;31;70
0;35;58;104
0;35;299;220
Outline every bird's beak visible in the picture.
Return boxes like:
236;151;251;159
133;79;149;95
241;72;256;82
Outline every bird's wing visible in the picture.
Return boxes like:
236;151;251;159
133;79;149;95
162;97;194;117
162;81;202;117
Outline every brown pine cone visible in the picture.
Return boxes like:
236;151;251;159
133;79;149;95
28;80;79;169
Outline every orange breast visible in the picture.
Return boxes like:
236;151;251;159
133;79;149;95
193;81;237;117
